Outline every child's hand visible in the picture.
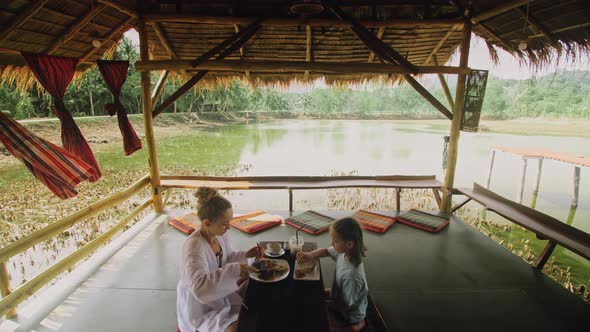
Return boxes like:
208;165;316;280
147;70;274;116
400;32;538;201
296;252;312;263
246;245;262;258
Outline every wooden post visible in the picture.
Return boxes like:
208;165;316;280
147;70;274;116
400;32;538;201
138;20;163;212
151;70;169;105
433;55;455;110
531;158;543;208
395;188;401;213
0;261;16;319
289;189;294;212
432;189;442;209
534;240;557;270
485;149;496;188
517;157;528;204
572;166;580;207
441;21;472;213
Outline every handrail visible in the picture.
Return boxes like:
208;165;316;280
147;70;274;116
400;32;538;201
160;174;436;182
454;183;590;268
0;199;153;318
0;175;150;260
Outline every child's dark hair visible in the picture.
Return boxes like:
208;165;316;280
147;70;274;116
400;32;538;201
195;187;232;222
332;217;367;266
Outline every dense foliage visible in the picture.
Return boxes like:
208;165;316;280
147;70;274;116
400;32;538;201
1;37;589;119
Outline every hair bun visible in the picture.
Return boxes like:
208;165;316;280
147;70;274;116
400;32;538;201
195;187;218;209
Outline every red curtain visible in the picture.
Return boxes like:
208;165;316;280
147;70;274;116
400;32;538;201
97;60;142;156
0;112;96;199
22;52;101;182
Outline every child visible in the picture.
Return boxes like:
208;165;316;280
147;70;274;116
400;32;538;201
297;217;369;332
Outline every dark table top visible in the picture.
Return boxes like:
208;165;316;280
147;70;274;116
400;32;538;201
237;241;330;332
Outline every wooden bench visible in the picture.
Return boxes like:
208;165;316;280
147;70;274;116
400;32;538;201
159;175;444;212
453;183;590;269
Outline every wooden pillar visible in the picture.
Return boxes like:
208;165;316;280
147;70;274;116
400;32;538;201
395;188;401;213
572;166;580;207
138;20;163;212
289;189;294;212
441;21;472;213
517;158;528;204
485;149;496;188
0;261;17;318
531;158;543;208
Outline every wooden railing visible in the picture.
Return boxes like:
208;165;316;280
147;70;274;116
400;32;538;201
0;175;152;318
159;174;445;212
452;183;590;270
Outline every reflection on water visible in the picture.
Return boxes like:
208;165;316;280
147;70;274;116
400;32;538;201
229;120;589;233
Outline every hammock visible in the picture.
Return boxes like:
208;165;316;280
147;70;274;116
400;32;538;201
22;52;101;181
0;112;96;199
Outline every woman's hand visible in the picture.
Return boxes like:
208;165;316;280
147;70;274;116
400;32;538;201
239;263;249;279
296;252;312;263
246;245;262;258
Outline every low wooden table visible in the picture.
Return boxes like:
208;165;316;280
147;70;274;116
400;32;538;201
237;241;330;332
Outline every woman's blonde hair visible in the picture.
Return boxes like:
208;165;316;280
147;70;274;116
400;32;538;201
195;187;232;222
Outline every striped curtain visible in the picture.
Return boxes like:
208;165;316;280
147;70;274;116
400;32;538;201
97;60;142;155
22;52;102;182
0;112;96;199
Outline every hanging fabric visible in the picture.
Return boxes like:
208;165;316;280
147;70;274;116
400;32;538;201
97;60;142;156
22;52;102;182
0;112;96;199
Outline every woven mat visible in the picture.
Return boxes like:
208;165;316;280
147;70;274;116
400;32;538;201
352;210;396;233
285;210;335;235
230;211;282;234
168;212;199;235
397;209;449;232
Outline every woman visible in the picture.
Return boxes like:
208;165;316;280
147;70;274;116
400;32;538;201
177;187;260;332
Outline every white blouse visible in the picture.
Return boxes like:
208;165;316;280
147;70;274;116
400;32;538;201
177;231;248;332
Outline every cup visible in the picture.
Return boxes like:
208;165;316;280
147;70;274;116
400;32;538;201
289;236;304;258
267;242;282;255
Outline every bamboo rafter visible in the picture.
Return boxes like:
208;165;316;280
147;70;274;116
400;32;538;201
304;25;313;80
151;22;189;77
97;0;138;19
0;0;49;42
153;20;262;117
368;27;385;63
515;7;560;49
422;24;460;65
46;3;107;55
79;16;134;63
471;0;534;23
234;24;251;80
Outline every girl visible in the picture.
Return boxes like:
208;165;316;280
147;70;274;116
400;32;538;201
297;217;369;332
177;187;261;332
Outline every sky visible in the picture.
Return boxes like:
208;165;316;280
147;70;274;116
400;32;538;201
124;30;590;82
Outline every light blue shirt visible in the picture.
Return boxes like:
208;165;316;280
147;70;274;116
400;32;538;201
327;246;368;324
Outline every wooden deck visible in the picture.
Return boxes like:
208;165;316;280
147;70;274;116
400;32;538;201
493;146;590;168
2;209;589;332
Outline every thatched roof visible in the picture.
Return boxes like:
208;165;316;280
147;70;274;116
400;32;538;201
0;0;589;87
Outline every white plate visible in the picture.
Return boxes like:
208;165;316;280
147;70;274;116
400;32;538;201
249;259;290;283
264;248;285;257
293;259;320;281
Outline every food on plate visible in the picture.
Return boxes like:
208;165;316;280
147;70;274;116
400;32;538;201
250;258;288;280
294;261;317;279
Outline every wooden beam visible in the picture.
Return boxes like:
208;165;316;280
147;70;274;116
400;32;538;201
367;27;385;63
432;55;455;110
0;0;49;42
324;0;418;74
153;21;262;117
422;24;460;65
143;13;463;28
79;16;133;63
442;20;472;213
515;7;560;48
135;59;471;75
151;22;189;77
404;75;453;120
138;20;163;212
97;0;138;19
304;25;312;80
477;22;519;54
527;22;590;39
233;24;251;80
151;70;169;105
46;3;106;55
471;0;534;23
0;262;16;319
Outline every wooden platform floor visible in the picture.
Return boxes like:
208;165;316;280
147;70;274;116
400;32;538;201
3;210;588;332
